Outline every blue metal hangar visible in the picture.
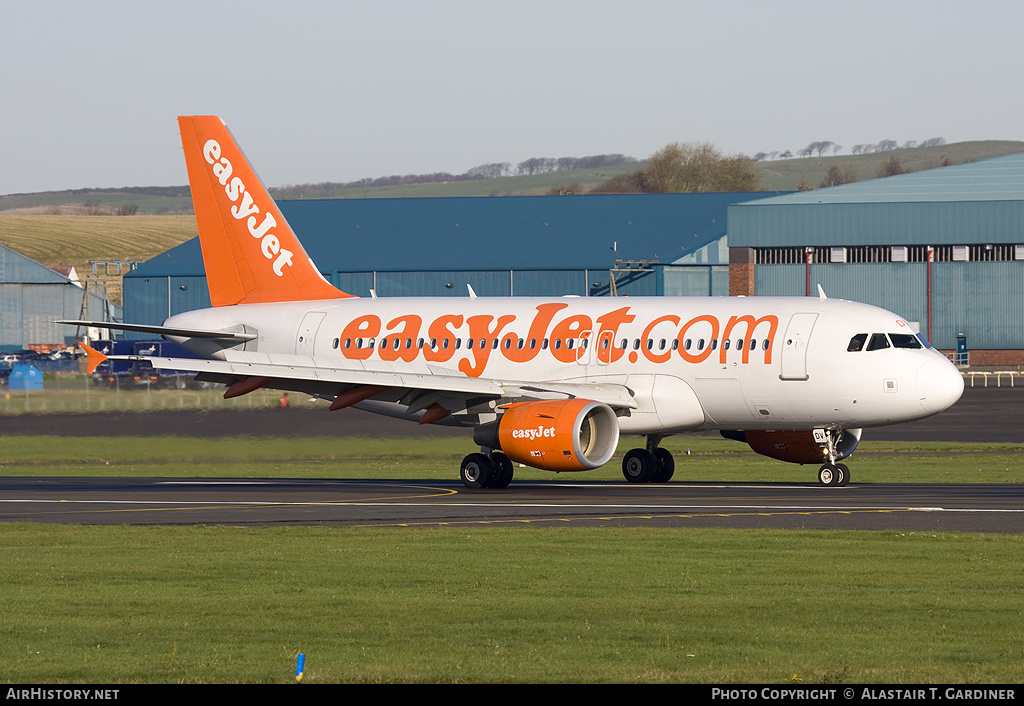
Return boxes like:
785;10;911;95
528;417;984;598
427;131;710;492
727;152;1024;365
1;244;118;352
123;190;775;318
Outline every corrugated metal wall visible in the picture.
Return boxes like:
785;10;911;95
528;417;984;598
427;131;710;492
1;282;112;348
730;200;1024;248
661;265;729;296
755;261;1024;349
124;268;665;327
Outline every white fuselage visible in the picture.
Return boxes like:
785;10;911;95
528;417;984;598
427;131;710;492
166;295;964;434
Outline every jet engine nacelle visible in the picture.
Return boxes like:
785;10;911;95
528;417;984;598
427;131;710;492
722;428;862;464
473;399;619;472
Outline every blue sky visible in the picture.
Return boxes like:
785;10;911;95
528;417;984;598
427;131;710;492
2;0;1021;195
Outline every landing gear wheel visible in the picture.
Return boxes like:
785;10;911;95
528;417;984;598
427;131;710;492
818;463;844;487
651;447;675;483
622;449;656;484
836;463;850;487
461;453;495;489
490;453;514;489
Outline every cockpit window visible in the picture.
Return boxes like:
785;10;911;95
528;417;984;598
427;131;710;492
847;333;868;352
889;333;923;349
866;333;890;351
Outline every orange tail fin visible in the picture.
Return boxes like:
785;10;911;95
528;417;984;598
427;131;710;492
178;116;353;306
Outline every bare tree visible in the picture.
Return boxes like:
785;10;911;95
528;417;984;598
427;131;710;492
804;141;835;157
877;155;910;177
466;162;511;179
820;164;858;188
639;142;762;193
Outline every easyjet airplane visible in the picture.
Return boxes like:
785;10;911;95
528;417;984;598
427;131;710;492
64;116;965;489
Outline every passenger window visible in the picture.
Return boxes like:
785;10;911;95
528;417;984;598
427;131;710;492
866;333;890;351
889;333;923;349
848;333;867;352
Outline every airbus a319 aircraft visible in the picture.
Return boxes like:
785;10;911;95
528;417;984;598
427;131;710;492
65;116;965;489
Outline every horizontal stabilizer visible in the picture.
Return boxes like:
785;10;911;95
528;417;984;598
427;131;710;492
56;320;257;342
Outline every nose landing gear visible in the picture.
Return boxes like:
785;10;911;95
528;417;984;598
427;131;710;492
816;427;851;487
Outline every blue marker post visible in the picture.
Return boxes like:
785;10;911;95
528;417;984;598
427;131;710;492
295;653;305;682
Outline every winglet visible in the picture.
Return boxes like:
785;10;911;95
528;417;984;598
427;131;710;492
79;342;108;374
178;116;354;306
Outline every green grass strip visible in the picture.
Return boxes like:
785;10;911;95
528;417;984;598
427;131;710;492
1;524;1021;683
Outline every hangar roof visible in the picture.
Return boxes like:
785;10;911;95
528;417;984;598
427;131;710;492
743;152;1024;205
728;153;1024;247
131;192;780;277
1;243;75;284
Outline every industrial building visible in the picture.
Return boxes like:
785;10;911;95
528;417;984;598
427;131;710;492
0;243;118;352
121;152;1024;364
727;152;1024;363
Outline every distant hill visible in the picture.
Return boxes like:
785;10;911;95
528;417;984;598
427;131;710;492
0;215;197;305
1;140;1022;215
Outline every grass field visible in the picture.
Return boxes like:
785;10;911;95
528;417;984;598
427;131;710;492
4;523;1021;684
0;214;197;304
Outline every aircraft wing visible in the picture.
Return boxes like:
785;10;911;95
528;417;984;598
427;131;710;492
85;347;638;420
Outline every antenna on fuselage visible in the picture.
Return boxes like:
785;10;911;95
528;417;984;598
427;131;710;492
817;284;828;300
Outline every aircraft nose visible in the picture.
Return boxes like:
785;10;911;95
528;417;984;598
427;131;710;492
916;355;965;415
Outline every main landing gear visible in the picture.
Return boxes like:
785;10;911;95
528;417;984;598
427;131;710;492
817;427;850;487
621;435;675;484
460;451;514;489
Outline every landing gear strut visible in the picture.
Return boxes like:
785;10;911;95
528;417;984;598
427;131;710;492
622;436;675;484
460;450;514;489
816;427;851;487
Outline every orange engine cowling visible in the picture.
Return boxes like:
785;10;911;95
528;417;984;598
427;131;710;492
724;428;862;464
474;399;619;472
